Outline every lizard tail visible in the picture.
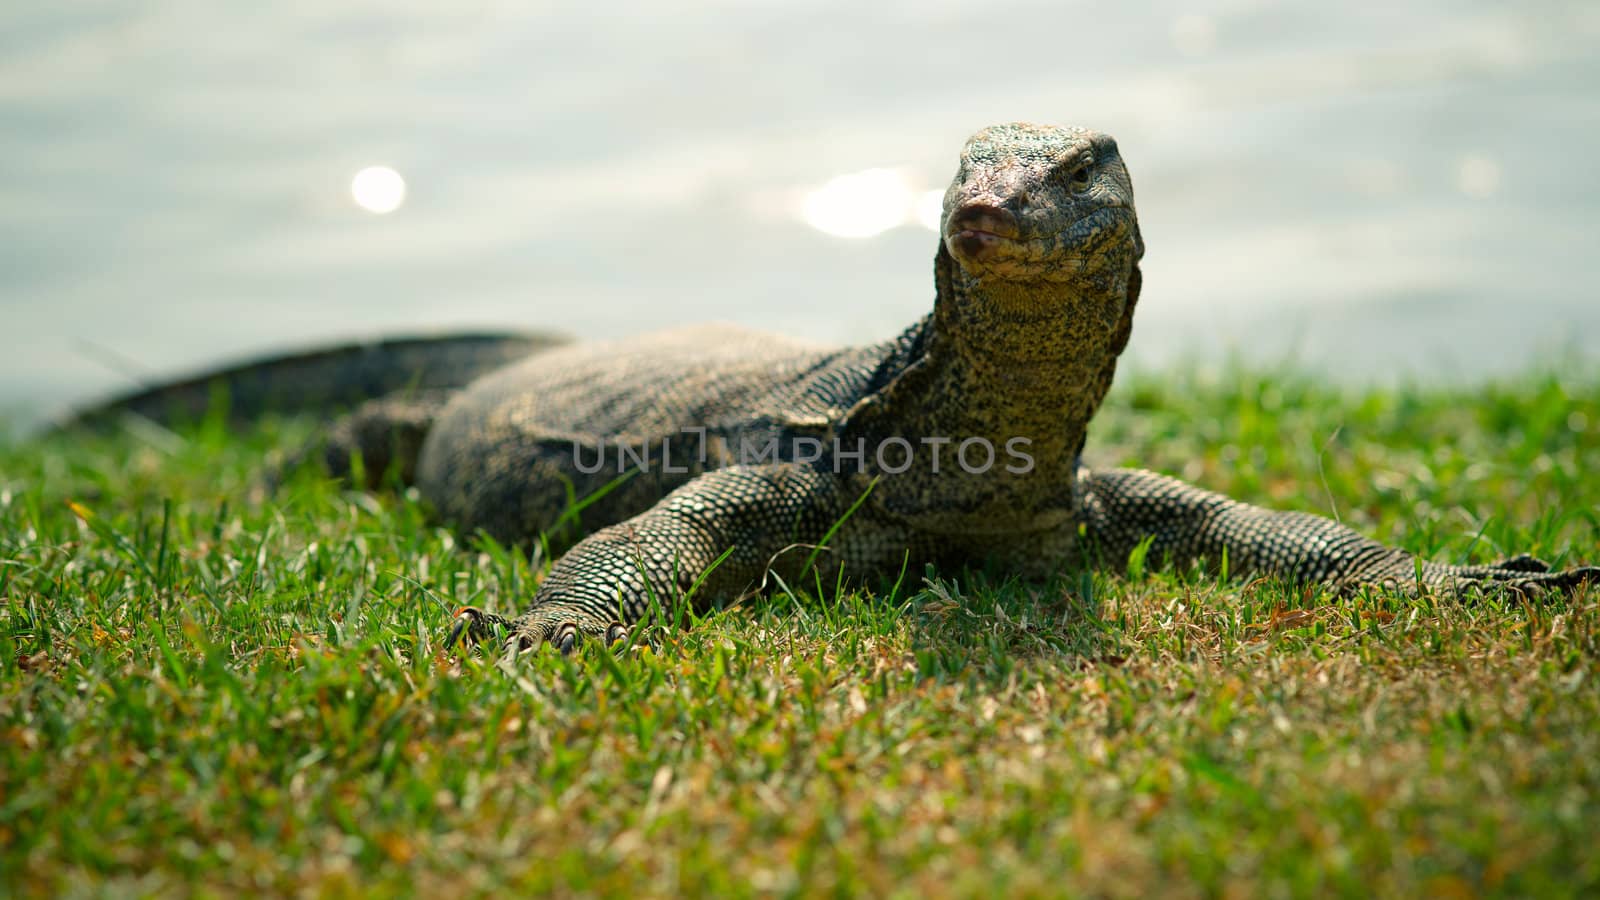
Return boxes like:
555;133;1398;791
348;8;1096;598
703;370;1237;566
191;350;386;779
55;332;569;431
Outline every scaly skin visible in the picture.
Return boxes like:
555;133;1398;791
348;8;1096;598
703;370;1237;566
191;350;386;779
417;123;1593;651
60;334;564;432
69;123;1599;653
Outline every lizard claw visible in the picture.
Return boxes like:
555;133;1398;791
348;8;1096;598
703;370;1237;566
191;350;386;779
1466;564;1599;598
1352;554;1598;600
1533;565;1600;594
501;604;627;657
445;606;514;649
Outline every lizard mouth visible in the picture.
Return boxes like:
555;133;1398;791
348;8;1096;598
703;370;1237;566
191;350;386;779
945;203;1022;263
945;205;1133;278
951;228;1010;259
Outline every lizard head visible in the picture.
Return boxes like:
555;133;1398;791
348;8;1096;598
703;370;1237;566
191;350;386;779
844;125;1147;521
940;123;1142;287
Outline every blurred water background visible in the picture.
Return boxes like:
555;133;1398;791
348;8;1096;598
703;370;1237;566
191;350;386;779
3;0;1598;428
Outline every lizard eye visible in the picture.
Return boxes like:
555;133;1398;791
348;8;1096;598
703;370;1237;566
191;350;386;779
1068;162;1093;194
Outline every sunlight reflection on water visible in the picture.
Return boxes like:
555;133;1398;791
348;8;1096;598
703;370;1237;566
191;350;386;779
798;169;944;239
800;168;916;239
350;166;407;215
2;0;1597;424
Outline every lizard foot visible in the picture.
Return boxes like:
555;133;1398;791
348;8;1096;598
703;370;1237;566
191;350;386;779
1456;560;1600;598
506;604;630;656
1341;553;1598;600
445;606;515;649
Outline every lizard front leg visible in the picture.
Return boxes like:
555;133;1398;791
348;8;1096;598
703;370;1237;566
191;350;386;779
1080;467;1598;595
455;463;854;653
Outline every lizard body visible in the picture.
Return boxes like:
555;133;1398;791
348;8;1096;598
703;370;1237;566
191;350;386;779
71;123;1598;651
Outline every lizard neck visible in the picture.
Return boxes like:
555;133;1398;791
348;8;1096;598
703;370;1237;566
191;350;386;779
899;244;1132;460
840;244;1138;532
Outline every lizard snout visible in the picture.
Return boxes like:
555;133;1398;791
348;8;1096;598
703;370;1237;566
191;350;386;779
945;203;1020;262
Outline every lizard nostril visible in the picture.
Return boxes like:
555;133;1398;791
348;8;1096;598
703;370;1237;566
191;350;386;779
945;203;1019;238
945;202;1021;263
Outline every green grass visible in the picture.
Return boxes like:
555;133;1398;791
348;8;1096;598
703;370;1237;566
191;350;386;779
3;368;1598;897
